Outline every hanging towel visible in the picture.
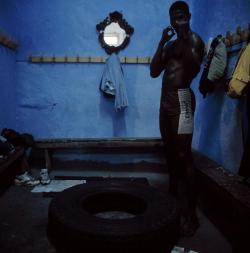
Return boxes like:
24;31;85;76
100;53;128;111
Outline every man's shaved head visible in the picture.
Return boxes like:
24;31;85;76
169;1;190;15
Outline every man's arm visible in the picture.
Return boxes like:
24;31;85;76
185;34;205;77
150;27;175;78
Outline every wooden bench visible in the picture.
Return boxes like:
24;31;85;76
34;138;164;170
193;151;250;252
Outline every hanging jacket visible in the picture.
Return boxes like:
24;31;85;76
227;43;250;98
232;43;250;83
199;35;227;98
100;53;128;111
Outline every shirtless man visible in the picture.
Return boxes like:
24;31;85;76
150;1;205;236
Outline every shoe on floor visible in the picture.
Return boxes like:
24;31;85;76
40;168;51;185
15;171;40;186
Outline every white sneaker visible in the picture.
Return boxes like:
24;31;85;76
40;169;51;185
15;172;40;186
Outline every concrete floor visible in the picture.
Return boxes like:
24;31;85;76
0;169;232;253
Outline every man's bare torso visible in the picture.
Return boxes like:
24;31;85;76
161;31;204;93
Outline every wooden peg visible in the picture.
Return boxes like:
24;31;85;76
52;55;55;62
226;31;235;46
236;26;241;34
228;31;237;45
235;26;243;43
246;29;250;41
226;31;231;40
224;37;230;47
76;55;79;62
236;26;242;42
245;24;250;41
2;35;8;44
240;27;249;42
65;56;68;62
234;32;241;44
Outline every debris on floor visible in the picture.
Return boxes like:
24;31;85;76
171;246;199;253
31;179;86;193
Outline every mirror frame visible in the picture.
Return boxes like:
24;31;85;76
96;11;134;54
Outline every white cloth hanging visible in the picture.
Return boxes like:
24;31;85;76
100;53;128;111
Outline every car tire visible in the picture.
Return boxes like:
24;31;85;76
47;181;180;253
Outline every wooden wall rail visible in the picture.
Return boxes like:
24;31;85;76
29;24;250;64
29;56;151;64
0;33;18;50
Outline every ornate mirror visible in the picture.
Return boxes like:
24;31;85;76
96;11;134;54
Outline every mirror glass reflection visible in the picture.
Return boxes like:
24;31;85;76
103;22;126;47
96;11;134;54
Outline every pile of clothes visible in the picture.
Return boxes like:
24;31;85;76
0;135;15;159
0;128;51;186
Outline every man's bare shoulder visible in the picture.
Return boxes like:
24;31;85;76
189;32;205;48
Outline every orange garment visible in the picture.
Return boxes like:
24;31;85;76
228;43;250;98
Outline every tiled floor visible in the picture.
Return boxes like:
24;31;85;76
0;169;232;253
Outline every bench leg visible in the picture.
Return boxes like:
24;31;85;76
44;149;52;171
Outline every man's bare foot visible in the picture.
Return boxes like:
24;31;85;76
180;214;200;237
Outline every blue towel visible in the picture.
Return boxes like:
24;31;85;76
100;53;128;111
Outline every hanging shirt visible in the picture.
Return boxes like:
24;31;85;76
100;53;129;111
232;43;250;83
207;39;227;82
228;43;250;97
199;35;227;98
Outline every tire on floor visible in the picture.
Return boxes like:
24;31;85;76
47;181;180;253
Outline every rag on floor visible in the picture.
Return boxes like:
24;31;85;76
100;53;128;111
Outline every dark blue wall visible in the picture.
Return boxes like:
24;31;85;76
0;0;17;130
0;0;250;172
191;0;250;172
12;0;177;138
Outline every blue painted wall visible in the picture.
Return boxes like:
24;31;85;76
191;0;250;172
1;0;250;172
12;0;179;138
0;0;17;130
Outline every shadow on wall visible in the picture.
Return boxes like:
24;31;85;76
99;95;127;137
